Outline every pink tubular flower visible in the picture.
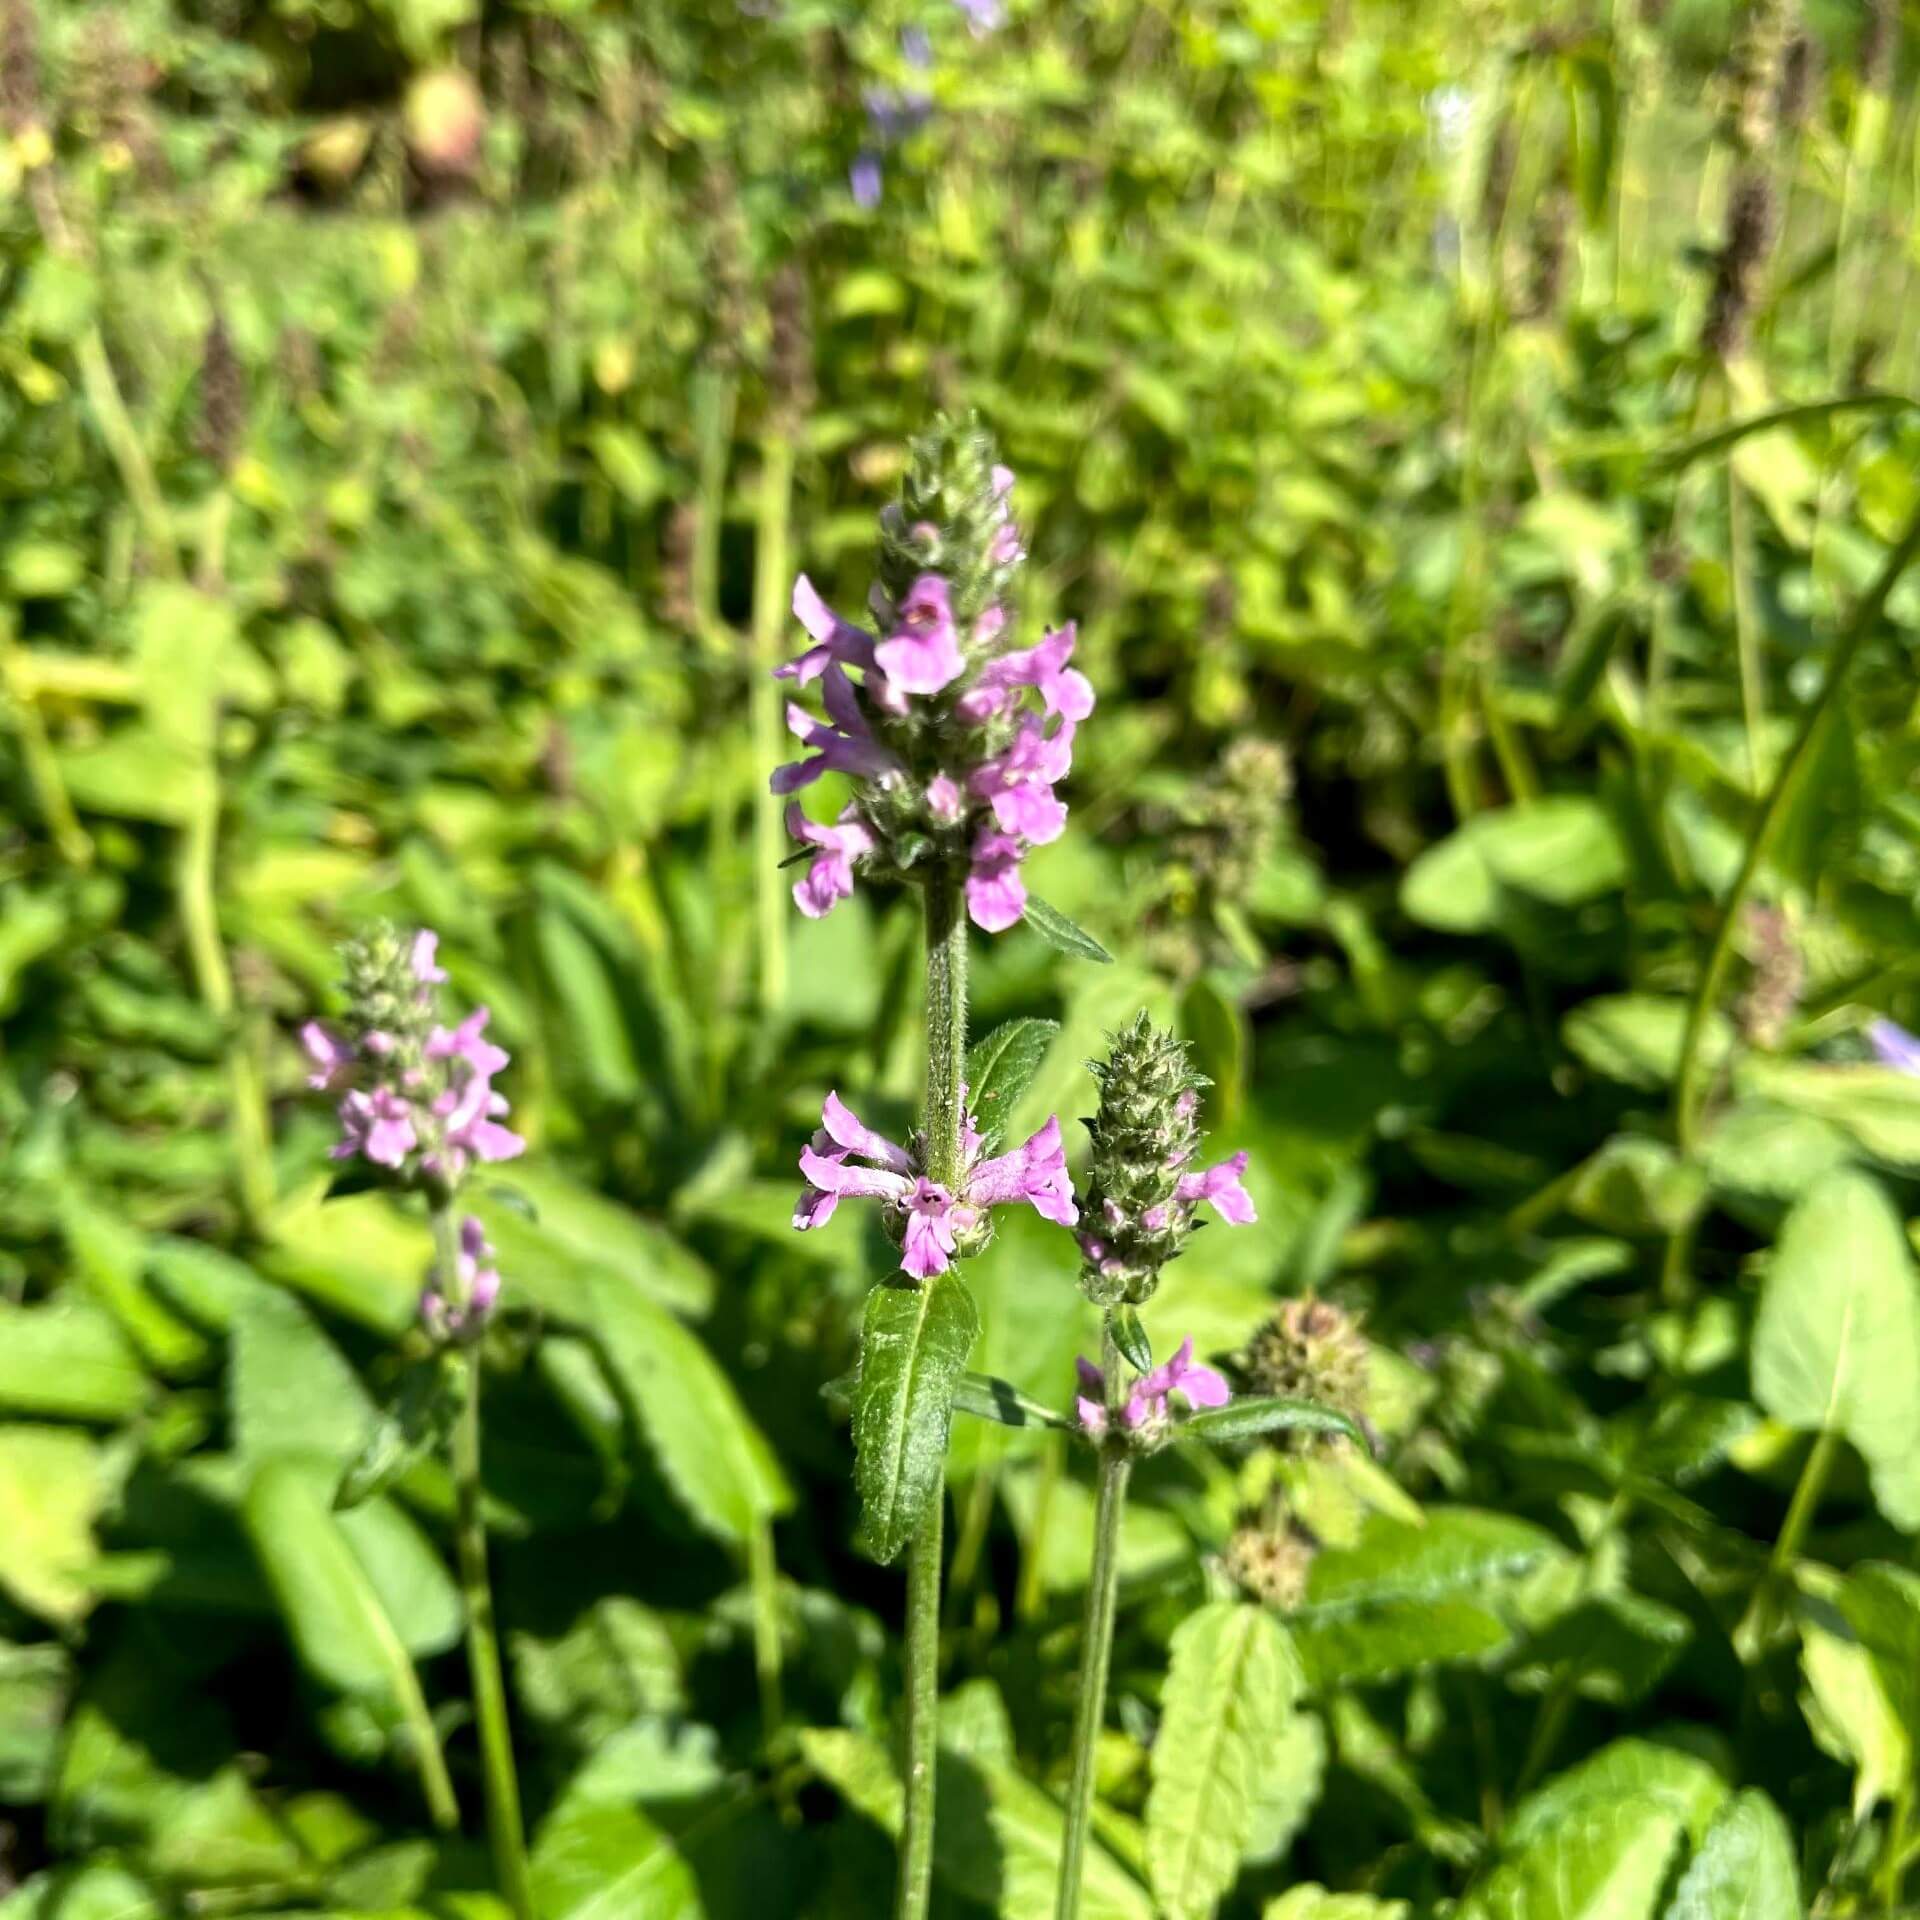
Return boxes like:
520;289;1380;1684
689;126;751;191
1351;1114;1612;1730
792;1091;1077;1279
301;1021;354;1092
965;829;1028;933
785;804;876;919
1075;1338;1230;1441
969;713;1073;845
336;1086;418;1168
874;575;965;696
410;931;448;984
956;625;1094;726
1868;1018;1920;1074
779;576;879;685
1176;1151;1258;1225
772;667;901;795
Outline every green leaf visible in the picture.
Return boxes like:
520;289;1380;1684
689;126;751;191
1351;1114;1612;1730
1504;1738;1729;1848
0;1642;70;1803
0;1302;147;1422
335;1359;464;1512
230;1289;380;1474
589;1275;791;1545
242;1458;458;1699
1563;997;1730;1092
1177;1396;1367;1451
1111;1305;1153;1377
529;1801;702;1920
1663;1790;1799;1920
0;1865;162;1920
1402;799;1626;933
1265;1889;1407;1920
1799;1585;1910;1817
1737;1060;1920;1169
1023;894;1114;964
853;1274;979;1562
1751;1169;1920;1529
59;1190;208;1377
1566;1135;1707;1238
951;1371;1071;1430
0;1427;105;1625
965;1018;1062;1146
1462;1796;1687;1920
1182;975;1248;1131
1146;1600;1304;1920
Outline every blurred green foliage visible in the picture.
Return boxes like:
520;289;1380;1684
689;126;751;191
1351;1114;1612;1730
6;0;1920;1913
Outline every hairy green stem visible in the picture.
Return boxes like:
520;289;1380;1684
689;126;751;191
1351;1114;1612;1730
752;436;795;1012
1055;1318;1131;1920
431;1205;535;1920
1673;499;1920;1151
895;873;970;1920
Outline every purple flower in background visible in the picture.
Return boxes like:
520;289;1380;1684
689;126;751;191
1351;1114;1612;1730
1074;1338;1231;1440
954;0;1004;32
793;1091;1077;1278
1868;1018;1920;1074
851;152;884;209
421;1214;503;1343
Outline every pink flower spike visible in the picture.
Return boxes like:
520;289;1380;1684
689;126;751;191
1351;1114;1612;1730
786;805;874;919
410;931;448;984
966;829;1028;933
427;1006;509;1079
820;1091;916;1173
1177;1151;1257;1225
874;574;965;696
300;1021;353;1092
338;1087;417;1168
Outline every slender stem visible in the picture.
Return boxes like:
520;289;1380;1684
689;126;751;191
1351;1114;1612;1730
1055;1319;1132;1920
691;367;737;654
752;436;795;1013
1734;1425;1839;1668
895;872;970;1920
1726;467;1765;795
432;1205;535;1920
1673;499;1920;1151
896;1486;944;1920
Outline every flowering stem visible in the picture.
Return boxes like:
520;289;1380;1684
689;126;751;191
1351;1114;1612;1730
1673;495;1920;1152
1054;1317;1131;1920
896;871;970;1920
431;1204;535;1920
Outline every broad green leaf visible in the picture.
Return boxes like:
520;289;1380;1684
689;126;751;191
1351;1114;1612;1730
1504;1738;1728;1848
1293;1508;1569;1685
1023;894;1115;964
529;1801;703;1920
1402;799;1626;934
230;1289;380;1473
0;1302;147;1422
1663;1790;1799;1920
1798;1589;1910;1817
965;1018;1062;1147
0;1641;70;1802
589;1273;791;1545
0;1865;161;1920
242;1458;458;1699
1567;1135;1707;1238
1182;975;1248;1131
512;1596;685;1752
59;1189;207;1376
259;1193;424;1333
853;1274;979;1563
1266;1890;1408;1920
534;902;643;1104
1699;1104;1854;1209
1737;1060;1920;1169
1462;1796;1686;1920
1563;997;1730;1092
1146;1601;1303;1920
1751;1170;1920;1529
0;1427;105;1625
1243;1711;1327;1868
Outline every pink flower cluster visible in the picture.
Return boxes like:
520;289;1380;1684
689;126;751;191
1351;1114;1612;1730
793;1089;1077;1280
772;468;1095;934
300;933;523;1187
1074;1338;1230;1440
1076;1146;1257;1284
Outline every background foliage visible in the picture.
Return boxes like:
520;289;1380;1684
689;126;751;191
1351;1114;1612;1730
4;0;1920;1914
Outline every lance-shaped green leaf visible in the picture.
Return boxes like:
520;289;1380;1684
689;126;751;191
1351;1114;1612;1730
853;1273;979;1562
1663;1789;1799;1920
1022;895;1114;964
1751;1169;1920;1530
1112;1305;1153;1376
1146;1600;1303;1920
1177;1396;1367;1452
951;1371;1071;1430
965;1018;1061;1148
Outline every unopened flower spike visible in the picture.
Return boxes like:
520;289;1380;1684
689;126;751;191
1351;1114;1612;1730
1074;1011;1255;1308
772;413;1093;933
793;1089;1076;1280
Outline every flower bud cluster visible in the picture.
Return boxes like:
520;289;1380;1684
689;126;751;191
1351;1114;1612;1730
774;413;1093;934
1243;1294;1371;1449
1075;1013;1255;1307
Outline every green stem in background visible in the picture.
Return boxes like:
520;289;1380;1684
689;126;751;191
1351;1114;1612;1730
1733;1426;1839;1667
752;435;795;1013
1673;497;1920;1153
895;872;971;1920
1726;466;1765;795
178;772;276;1230
691;367;738;654
430;1204;535;1920
748;1513;785;1747
1054;1317;1131;1920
